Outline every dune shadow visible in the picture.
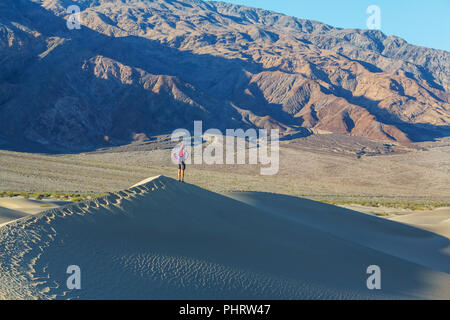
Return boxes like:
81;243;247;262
224;190;450;266
0;206;30;224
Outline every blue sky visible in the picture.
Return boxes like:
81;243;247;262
217;0;450;52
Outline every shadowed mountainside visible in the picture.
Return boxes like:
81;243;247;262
0;0;449;151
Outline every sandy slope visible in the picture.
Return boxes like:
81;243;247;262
0;198;68;227
0;176;449;299
387;208;450;238
0;206;28;226
225;192;450;274
0;198;67;215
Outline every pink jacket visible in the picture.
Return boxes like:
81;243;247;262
173;148;188;164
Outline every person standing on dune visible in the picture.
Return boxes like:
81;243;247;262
173;144;189;182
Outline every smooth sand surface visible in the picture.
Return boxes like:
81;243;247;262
341;204;450;239
0;176;448;299
387;208;450;238
0;198;69;227
0;197;68;215
0;206;29;226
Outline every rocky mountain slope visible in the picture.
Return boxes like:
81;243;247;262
0;0;449;151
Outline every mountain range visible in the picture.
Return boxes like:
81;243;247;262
1;0;449;151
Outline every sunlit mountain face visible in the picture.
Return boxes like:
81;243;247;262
0;0;449;151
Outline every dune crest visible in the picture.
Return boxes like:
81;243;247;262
0;176;449;299
129;175;163;188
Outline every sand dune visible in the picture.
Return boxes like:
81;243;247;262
0;197;66;215
387;208;450;238
0;198;68;228
0;206;29;227
225;192;450;274
0;176;449;299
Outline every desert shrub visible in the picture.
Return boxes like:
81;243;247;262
21;192;30;199
318;198;449;211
